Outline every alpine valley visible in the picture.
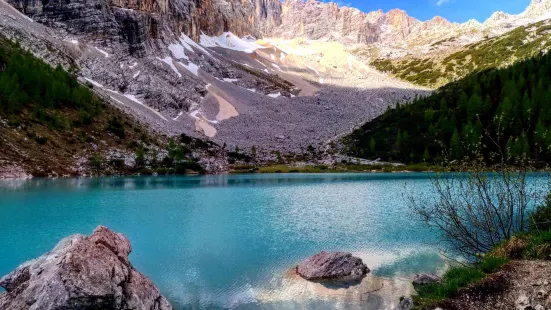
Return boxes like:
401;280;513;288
1;0;551;177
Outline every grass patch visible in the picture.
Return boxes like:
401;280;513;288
413;256;509;309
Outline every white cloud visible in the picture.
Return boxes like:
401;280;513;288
436;0;450;6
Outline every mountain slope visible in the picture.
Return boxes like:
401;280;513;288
343;51;551;165
371;19;551;87
0;35;224;177
2;0;550;169
0;0;427;156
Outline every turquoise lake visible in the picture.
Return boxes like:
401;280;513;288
0;173;449;309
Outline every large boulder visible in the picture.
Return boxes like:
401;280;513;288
413;273;442;286
297;251;370;281
0;226;173;310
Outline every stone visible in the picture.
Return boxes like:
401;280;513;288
394;296;414;310
296;251;369;281
0;226;173;310
534;305;545;310
537;289;548;299
412;273;442;285
516;292;531;310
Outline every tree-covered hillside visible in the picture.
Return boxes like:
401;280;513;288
0;38;207;176
371;20;551;87
344;50;551;165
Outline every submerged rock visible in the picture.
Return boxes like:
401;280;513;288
413;273;442;285
395;296;414;310
0;226;173;310
297;251;369;281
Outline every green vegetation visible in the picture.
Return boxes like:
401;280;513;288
346;49;551;166
0;41;102;128
371;21;551;87
412;188;551;309
413;256;508;308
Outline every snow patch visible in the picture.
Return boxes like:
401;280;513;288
180;34;212;56
133;71;140;79
95;47;109;58
271;63;282;70
168;43;189;60
84;78;104;88
124;94;168;121
347;55;354;70
223;78;240;82
247;88;256;93
64;39;78;45
129;62;138;69
178;61;199;76
173;111;183;121
109;96;125;105
280;53;286;60
200;32;261;53
268;92;281;98
263;69;270;74
158;57;182;78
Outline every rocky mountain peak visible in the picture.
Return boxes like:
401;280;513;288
484;11;513;25
424;16;451;28
523;0;551;18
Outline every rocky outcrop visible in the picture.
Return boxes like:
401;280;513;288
297;251;369;281
0;226;173;310
412;273;442;285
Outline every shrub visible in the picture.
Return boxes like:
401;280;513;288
415;267;485;301
530;194;551;232
477;256;509;274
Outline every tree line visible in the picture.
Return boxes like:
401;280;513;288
346;50;551;165
0;41;102;128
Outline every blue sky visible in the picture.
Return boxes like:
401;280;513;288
320;0;531;23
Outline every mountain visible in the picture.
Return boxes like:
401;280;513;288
270;0;551;60
0;0;426;157
371;18;551;86
343;51;551;165
0;36;225;178
1;0;551;177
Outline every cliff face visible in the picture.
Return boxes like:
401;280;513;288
6;0;281;56
269;0;454;45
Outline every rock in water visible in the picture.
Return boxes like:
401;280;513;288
412;273;442;285
0;226;173;310
297;251;369;281
395;297;414;310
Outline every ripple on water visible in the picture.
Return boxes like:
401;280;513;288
0;174;450;309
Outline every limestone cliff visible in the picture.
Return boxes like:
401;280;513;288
6;0;281;55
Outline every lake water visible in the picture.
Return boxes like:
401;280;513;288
0;173;449;309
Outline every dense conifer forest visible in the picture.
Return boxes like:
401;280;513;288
0;42;102;129
345;50;551;165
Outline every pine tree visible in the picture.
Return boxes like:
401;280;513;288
450;129;463;159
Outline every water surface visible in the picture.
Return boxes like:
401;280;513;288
0;173;448;309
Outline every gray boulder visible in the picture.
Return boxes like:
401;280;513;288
0;226;173;310
413;273;442;285
297;251;370;281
